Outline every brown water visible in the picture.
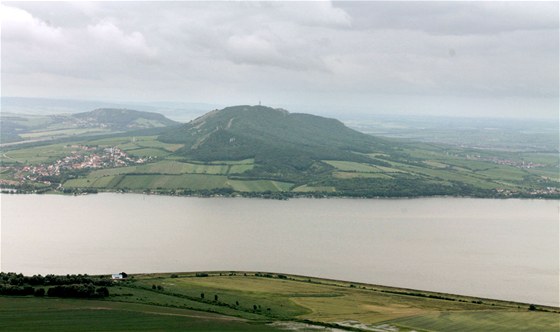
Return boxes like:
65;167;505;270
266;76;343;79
1;194;558;306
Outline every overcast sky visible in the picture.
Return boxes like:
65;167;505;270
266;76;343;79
1;1;558;119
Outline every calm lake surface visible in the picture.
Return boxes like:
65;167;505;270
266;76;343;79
1;194;558;306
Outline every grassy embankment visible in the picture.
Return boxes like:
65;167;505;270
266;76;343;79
1;272;558;332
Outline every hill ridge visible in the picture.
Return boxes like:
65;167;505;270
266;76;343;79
74;108;179;129
158;105;393;180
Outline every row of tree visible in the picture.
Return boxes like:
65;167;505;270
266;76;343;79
0;272;113;286
47;284;109;298
0;272;113;298
0;284;109;298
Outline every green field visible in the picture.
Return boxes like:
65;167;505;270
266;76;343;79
388;311;559;332
0;297;278;332
325;160;411;175
81;160;253;179
64;174;294;193
86;136;183;153
115;174;229;190
19;128;110;139
228;163;255;174
148;160;251;175
127;273;560;331
366;155;536;190
126;148;172;158
323;160;384;173
228;180;293;192
333;171;393;179
292;185;336;192
2;143;79;165
2;272;557;331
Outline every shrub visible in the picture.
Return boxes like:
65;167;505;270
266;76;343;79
96;287;109;297
529;304;537;311
34;288;45;297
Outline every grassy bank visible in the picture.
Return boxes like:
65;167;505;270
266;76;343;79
1;271;558;331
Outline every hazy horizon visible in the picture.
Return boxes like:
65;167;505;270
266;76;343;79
1;1;558;120
2;96;558;124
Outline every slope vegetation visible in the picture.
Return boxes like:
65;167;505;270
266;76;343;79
0;109;179;144
74;108;179;130
159;105;394;180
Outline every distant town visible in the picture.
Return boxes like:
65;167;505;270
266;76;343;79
467;154;546;169
0;145;149;188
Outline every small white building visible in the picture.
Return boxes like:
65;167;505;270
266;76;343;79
111;273;124;280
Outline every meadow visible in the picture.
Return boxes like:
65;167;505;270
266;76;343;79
1;272;557;332
19;128;110;140
0;290;278;331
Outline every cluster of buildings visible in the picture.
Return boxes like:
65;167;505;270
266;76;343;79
496;186;559;196
57;146;142;170
466;154;546;169
529;187;560;196
2;145;146;186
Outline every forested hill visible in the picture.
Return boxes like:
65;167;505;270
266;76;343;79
0;108;180;144
73;108;179;130
158;105;395;174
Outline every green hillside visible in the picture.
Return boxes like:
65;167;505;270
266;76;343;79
160;105;390;159
0;109;179;144
1;106;558;198
159;105;396;181
74;108;179;130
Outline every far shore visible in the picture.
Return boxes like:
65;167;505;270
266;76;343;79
2;189;559;200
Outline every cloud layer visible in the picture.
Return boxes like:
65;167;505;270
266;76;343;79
2;1;558;118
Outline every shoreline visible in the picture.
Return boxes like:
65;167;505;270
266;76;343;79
1;188;559;200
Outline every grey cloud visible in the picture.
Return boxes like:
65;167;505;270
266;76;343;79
337;1;558;35
1;1;557;118
1;4;64;45
86;21;158;59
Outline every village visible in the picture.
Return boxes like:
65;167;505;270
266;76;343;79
466;154;546;169
496;186;560;197
0;145;147;187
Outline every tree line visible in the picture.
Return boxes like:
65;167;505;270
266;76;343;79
0;272;112;298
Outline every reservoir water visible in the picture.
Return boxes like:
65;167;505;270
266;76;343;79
1;194;558;306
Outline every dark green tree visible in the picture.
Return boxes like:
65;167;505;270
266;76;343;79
529;304;537;311
33;288;45;297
